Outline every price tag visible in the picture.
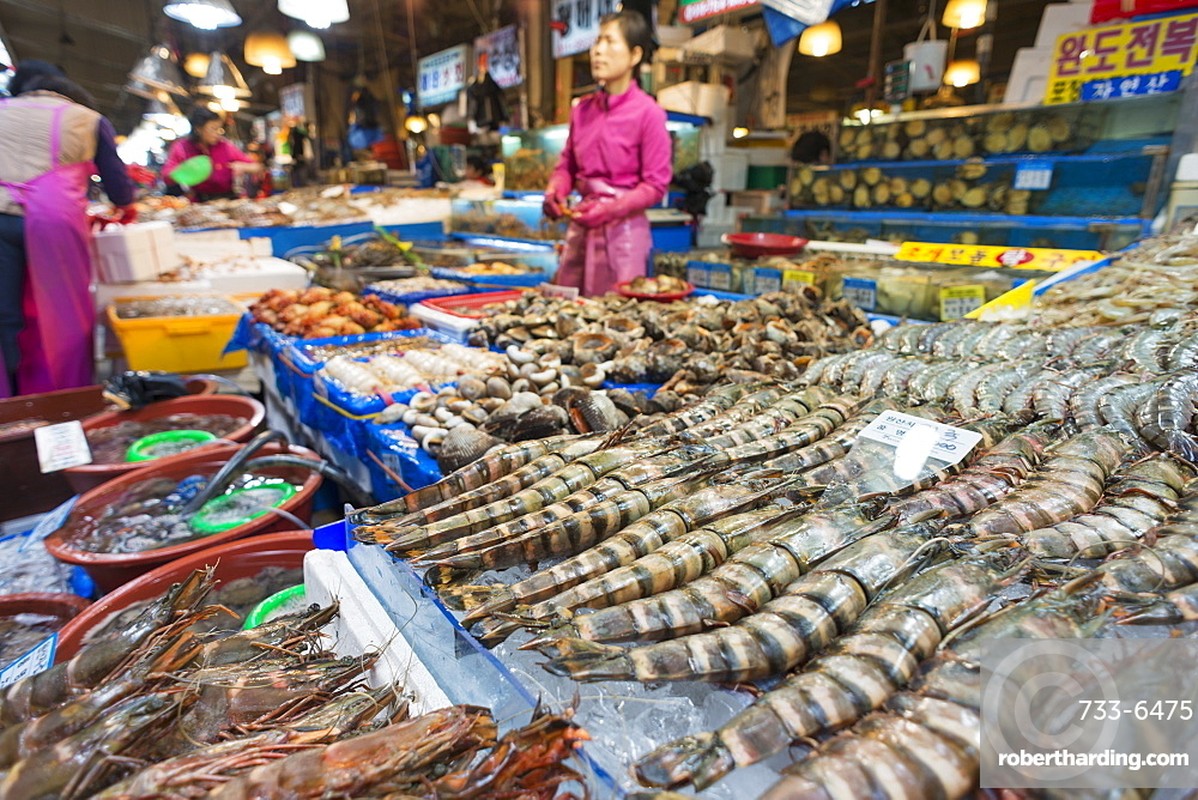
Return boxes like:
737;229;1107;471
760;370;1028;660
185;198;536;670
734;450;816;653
858;411;983;469
686;262;709;287
0;634;56;690
1014;161;1054;191
841;277;877;311
752;268;782;295
940;285;986;320
707;265;732;291
538;283;579;300
33;421;92;473
783;269;817;289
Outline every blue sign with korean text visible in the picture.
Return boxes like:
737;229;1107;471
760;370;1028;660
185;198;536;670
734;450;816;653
1082;70;1182;101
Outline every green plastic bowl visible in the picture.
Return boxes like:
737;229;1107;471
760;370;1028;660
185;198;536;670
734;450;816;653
242;583;307;630
189;482;298;535
169;154;214;187
125;429;217;463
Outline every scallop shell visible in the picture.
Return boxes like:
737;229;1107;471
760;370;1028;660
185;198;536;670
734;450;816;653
437;426;503;473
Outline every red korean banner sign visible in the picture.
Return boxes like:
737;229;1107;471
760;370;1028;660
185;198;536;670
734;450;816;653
678;0;760;23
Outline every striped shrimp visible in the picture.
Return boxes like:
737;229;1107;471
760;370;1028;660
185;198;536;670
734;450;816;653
1071;327;1128;364
975;362;1038;413
1091;492;1198;594
473;505;809;647
991;330;1049;363
405;444;717;560
1137;370;1198;461
799;352;849;387
657;385;784;440
904;362;958;406
1120;326;1173;375
710;397;865;471
1068;373;1138;432
921;363;979;406
698;388;836;449
758;400;896;475
1001;368;1063;415
354;437;615;544
635;383;757;437
952;428;1129;538
887;426;1057;524
857;353;907;396
947;361;1008;415
1099;382;1156;442
972;324;1028;359
456;476;793;625
377;441;677;554
1031;366;1105;422
1164;332;1198;372
820;351;876;390
633;551;1028;790
879;359;928;398
523;504;897;648
837;352;898;396
351;434;596;524
539;522;945;683
760;575;1110;800
1121;581;1198;624
414;472;713;575
1015;452;1195;559
929;323;982;359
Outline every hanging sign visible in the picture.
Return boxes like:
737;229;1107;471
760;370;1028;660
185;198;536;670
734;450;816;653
760;0;832;26
418;44;471;106
474;25;522;89
884;60;912;103
896;241;1103;272
279;84;309;119
1044;11;1198;105
680;0;761;23
552;0;618;59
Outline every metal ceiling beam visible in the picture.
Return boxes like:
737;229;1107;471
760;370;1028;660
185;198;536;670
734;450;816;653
6;33;132;74
0;0;148;45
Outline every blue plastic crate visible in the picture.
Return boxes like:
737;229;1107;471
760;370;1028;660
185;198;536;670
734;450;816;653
364;423;445;499
651;222;694;253
364;284;474;306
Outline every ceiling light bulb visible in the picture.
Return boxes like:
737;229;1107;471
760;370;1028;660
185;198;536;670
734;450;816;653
287;31;326;62
732;126;750;139
942;0;987;30
163;0;242;30
798;21;842;57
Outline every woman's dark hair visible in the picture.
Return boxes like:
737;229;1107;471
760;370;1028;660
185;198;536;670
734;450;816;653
188;107;222;141
792;130;831;164
20;74;96;108
599;10;655;67
466;155;491;178
9;60;65;97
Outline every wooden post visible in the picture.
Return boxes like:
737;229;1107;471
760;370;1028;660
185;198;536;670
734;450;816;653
865;0;889;109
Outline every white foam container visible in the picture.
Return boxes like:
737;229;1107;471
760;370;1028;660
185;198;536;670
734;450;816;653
408;302;480;344
93;221;179;283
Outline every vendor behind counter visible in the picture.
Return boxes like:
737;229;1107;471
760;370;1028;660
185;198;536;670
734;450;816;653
163;107;262;202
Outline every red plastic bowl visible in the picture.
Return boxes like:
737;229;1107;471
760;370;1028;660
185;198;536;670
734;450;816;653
45;443;322;594
0;592;90;628
722;232;809;258
54;531;313;662
615;280;696;302
66;394;266;495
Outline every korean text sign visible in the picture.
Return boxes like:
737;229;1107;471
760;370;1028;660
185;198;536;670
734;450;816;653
418;45;470;107
1045;12;1198;104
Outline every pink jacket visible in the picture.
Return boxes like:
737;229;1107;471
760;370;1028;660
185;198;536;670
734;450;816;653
548;82;672;216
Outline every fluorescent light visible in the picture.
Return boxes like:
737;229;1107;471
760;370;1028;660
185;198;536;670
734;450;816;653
163;0;242;30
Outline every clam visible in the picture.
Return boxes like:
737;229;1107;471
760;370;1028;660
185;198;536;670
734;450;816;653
412;412;440;428
529;367;557;386
606;387;649;416
477;397;506;413
571;331;619;365
409;391;437;412
437;426;503;473
486;376;513;400
375;403;407;424
457;376;487;401
511;378;532;393
506;344;536;364
509;404;570;441
462;405;490;425
609;353;649;384
434;407;455;423
649;390;682;413
402;408;420;426
539;381;560;394
564;391;627;434
446;398;472;414
646;338;689;381
580;363;606;388
410;424;444;446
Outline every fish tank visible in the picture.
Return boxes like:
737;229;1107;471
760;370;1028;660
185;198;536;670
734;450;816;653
501;113;704;192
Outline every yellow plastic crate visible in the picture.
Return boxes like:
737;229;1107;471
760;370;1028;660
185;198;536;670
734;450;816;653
107;295;248;373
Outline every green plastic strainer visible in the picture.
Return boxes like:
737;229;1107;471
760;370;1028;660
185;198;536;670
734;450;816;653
242;584;307;630
188;482;298;535
125;429;216;463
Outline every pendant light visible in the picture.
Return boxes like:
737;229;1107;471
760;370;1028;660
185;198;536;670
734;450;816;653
287;31;326;62
245;31;297;75
196;51;252;99
183;52;211;79
144;95;184;126
943;58;981;87
163;0;242;30
129;45;190;97
798;21;843;57
278;0;349;29
942;0;987;30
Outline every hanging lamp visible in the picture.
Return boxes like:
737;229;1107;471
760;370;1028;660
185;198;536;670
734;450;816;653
287;30;326;62
943;58;981;87
183;52;211;78
278;0;349;29
798;21;843;57
144;96;184;126
942;0;987;30
245;31;296;75
196;51;252;99
163;0;242;30
129;45;190;97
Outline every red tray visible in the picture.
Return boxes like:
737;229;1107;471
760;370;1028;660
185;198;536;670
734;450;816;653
722;232;809;258
422;290;527;319
615;280;695;301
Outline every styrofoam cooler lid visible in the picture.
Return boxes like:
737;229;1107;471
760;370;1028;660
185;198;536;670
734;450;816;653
1175;153;1198;182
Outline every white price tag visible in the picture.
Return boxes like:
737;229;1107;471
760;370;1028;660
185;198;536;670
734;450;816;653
708;266;731;291
33;421;92;473
0;634;57;689
1013;161;1054;191
858;411;983;469
841;277;877;311
538;283;579;301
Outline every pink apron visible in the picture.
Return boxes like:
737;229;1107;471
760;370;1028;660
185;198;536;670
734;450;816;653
555;179;651;297
0;103;96;396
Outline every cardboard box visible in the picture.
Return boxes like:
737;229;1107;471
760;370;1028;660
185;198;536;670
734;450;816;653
657;81;731;119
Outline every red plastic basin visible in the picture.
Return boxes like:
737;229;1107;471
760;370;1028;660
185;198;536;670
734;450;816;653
0;592;91;627
45;442;322;594
66;394;266;495
722;232;809;258
54;531;313;663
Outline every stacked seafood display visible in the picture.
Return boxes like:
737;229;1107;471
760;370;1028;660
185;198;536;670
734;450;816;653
0;569;585;798
349;236;1198;796
249;287;419;338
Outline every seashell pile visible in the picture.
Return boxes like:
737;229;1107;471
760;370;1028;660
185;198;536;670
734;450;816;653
366;276;469;296
319;343;507;395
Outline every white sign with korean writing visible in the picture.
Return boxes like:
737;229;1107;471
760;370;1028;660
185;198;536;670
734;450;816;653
552;0;618;59
34;420;92;473
858;411;983;469
475;25;522;89
0;634;56;690
418;45;471;107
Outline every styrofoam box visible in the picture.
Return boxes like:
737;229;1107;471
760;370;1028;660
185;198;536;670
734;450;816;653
715;150;750;192
408;302;481;344
657;24;693;47
93;221;179;283
657;81;731;119
1004;47;1054;106
683;24;756;62
1034;2;1093;49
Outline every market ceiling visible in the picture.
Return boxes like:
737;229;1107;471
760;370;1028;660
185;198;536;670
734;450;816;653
0;0;512;133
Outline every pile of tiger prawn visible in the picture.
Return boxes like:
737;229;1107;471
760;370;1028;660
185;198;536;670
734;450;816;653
0;568;586;799
351;239;1198;798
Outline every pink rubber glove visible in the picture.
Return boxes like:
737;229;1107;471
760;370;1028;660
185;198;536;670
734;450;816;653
572;183;663;229
543;190;566;220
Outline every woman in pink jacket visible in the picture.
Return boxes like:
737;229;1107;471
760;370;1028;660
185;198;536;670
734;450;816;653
543;10;672;297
